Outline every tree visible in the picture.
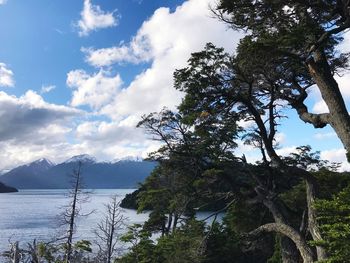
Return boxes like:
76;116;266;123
314;186;350;262
118;224;156;263
215;0;350;160
119;3;350;262
137;108;239;236
94;195;126;263
60;161;92;263
174;43;325;262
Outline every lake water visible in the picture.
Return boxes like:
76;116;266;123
0;189;148;253
0;189;218;255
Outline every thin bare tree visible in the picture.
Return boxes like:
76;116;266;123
60;161;92;263
94;195;126;263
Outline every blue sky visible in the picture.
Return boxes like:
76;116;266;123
0;0;182;101
0;0;348;171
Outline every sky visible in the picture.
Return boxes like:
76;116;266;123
0;0;349;171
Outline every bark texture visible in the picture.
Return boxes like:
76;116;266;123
249;223;315;263
307;50;350;159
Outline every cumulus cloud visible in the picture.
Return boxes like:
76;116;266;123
73;117;159;161
63;0;244;168
0;0;245;170
0;0;7;5
76;0;118;37
81;44;151;67
95;0;242;120
0;90;81;143
77;119;143;144
83;0;240;69
0;63;14;87
0;90;84;170
0;90;87;170
67;69;123;110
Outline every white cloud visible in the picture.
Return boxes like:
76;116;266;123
0;90;89;170
0;0;7;5
320;148;350;171
276;146;298;157
97;0;242;120
40;84;56;94
0;63;14;87
73;118;158;161
0;90;81;142
0;90;84;170
82;43;151;67
312;99;329;113
67;69;123;110
76;0;118;37
0;0;246;170
66;0;244;168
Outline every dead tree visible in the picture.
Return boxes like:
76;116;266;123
94;195;126;263
60;161;91;263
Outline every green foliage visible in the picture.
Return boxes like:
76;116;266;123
37;242;57;262
217;0;347;55
155;220;205;263
224;201;270;233
118;224;157;263
203;221;243;263
117;218;258;263
74;240;92;253
315;186;350;262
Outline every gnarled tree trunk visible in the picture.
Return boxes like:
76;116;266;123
307;49;350;160
249;223;315;263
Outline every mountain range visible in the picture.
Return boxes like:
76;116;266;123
0;155;156;189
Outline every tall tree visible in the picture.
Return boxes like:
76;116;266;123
173;43;332;262
216;0;350;160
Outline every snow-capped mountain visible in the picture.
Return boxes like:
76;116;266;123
0;155;156;189
63;154;97;164
27;158;55;169
0;158;56;189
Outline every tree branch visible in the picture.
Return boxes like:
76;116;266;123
247;223;315;263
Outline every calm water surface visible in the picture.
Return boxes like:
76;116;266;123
0;189;149;253
0;189;218;254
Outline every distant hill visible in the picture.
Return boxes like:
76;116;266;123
0;182;18;193
0;155;156;189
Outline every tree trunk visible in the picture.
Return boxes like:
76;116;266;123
280;238;300;263
307;49;350;160
107;215;115;263
250;223;315;263
262;198;301;263
66;163;82;263
305;180;327;260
